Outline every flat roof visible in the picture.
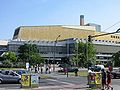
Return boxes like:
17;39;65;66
0;40;8;45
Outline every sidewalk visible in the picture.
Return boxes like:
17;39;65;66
34;84;120;90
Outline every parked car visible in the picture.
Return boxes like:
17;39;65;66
14;69;28;75
0;70;21;84
58;67;76;72
89;65;105;72
111;68;120;79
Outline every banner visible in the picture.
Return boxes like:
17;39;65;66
89;73;95;85
21;74;30;87
31;74;39;87
95;72;102;84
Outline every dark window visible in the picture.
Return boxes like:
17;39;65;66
13;27;20;36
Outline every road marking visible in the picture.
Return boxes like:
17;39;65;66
47;79;74;85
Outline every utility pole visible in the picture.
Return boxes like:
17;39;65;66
76;39;79;67
53;35;61;71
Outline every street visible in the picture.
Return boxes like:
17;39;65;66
0;73;120;90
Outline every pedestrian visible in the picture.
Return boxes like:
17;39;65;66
106;70;113;90
37;66;40;73
64;68;67;75
46;67;48;74
48;64;51;74
41;67;43;74
74;68;78;76
35;66;37;73
108;65;113;73
101;69;106;90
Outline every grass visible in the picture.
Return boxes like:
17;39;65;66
58;70;88;77
40;74;55;79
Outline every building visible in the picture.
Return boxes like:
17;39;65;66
7;15;120;63
86;23;101;32
13;25;95;41
8;38;74;63
0;40;8;56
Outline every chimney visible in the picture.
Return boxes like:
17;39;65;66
80;15;84;26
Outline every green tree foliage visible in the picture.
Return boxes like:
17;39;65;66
30;53;44;65
18;44;44;66
85;42;96;66
72;42;96;67
2;51;17;63
112;51;120;67
2;60;13;68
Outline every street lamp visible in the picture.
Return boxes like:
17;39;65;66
76;39;79;67
53;35;61;71
26;40;31;71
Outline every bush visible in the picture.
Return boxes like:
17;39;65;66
2;60;13;68
13;62;25;68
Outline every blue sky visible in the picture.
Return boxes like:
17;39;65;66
1;0;120;39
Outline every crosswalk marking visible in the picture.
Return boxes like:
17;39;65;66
47;79;74;85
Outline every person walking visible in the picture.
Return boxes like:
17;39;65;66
101;69;106;90
48;64;51;74
106;70;113;90
74;68;79;76
41;67;43;74
108;63;113;73
35;66;38;73
46;67;48;74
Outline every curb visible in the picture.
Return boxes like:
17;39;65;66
33;84;89;90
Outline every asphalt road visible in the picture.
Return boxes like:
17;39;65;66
0;77;120;89
40;76;87;86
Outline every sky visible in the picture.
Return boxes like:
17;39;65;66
1;0;120;40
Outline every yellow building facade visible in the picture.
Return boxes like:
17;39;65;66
13;25;95;41
13;25;120;43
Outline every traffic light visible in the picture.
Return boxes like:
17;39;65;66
88;35;92;42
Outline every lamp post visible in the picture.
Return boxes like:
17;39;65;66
26;40;31;71
53;35;61;71
76;39;79;67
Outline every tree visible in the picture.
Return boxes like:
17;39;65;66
30;53;44;65
18;44;30;63
112;51;120;67
18;44;44;66
85;42;96;67
2;51;17;63
71;42;96;67
2;60;13;68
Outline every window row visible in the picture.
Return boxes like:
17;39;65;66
94;39;120;44
111;35;120;39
